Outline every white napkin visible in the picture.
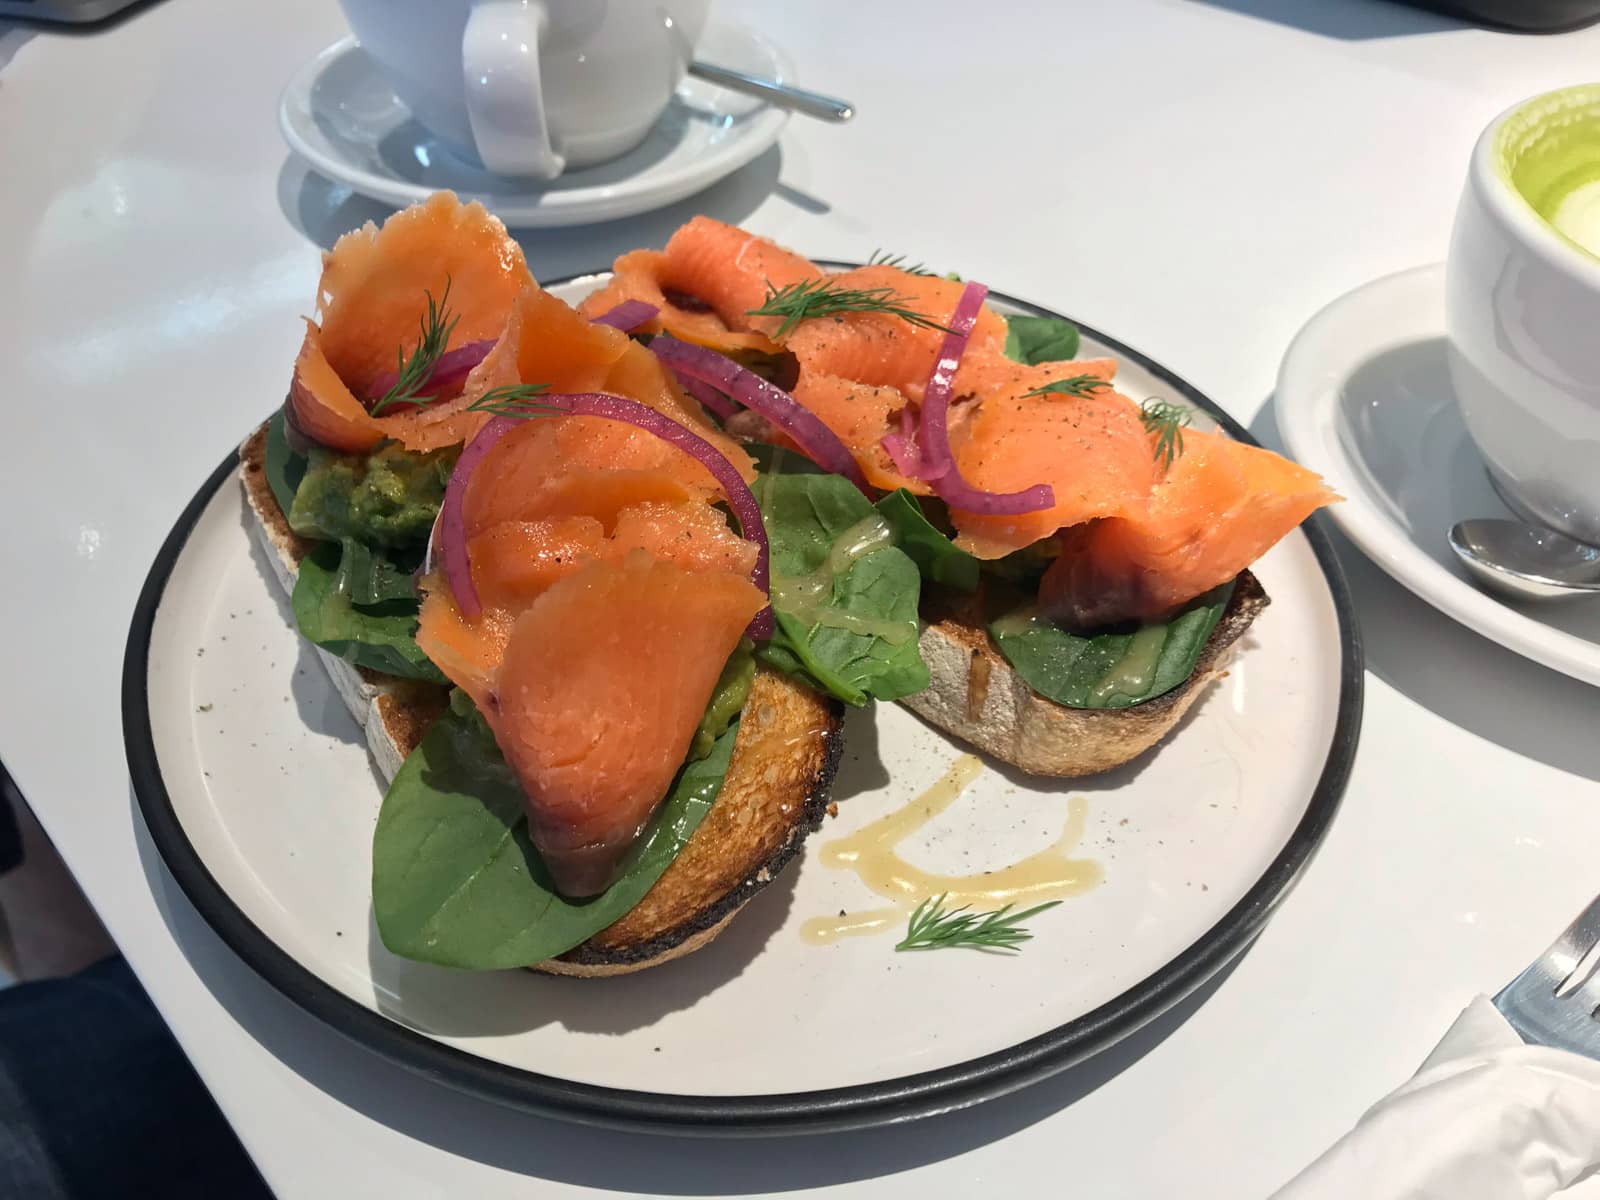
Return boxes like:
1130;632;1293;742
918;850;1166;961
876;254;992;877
1272;996;1600;1199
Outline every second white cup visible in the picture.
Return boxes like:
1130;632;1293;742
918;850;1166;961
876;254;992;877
1446;83;1600;545
338;0;712;181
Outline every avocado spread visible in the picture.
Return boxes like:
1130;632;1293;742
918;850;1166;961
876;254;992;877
288;442;456;548
690;641;755;760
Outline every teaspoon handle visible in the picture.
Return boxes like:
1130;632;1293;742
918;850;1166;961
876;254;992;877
687;61;856;123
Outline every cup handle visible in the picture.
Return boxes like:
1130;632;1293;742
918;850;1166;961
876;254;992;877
462;0;565;180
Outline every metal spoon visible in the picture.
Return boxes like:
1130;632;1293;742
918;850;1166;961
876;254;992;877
687;61;855;123
1448;518;1600;600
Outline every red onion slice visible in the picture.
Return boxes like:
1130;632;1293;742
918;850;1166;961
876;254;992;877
436;414;518;621
678;374;740;421
366;338;497;408
589;299;660;332
916;283;1055;516
879;406;922;478
649;335;869;492
436;393;772;638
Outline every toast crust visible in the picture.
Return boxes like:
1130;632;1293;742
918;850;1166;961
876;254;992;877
239;420;842;976
901;573;1269;777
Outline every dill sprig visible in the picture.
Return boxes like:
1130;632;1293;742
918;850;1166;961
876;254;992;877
894;893;1061;954
1022;375;1114;401
369;279;462;415
747;277;952;339
465;383;554;418
867;249;933;276
1140;399;1191;471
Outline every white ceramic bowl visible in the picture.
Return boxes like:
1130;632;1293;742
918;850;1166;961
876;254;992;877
1445;83;1600;546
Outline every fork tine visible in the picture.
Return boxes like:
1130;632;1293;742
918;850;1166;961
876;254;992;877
1495;893;1600;1057
1575;968;1600;1021
1548;893;1600;996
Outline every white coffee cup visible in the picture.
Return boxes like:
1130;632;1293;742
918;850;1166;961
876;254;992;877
1446;83;1600;546
337;0;712;181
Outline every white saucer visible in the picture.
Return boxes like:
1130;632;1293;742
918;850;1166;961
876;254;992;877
278;24;792;228
1277;263;1600;687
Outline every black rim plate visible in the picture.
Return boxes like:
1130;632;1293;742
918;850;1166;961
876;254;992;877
123;275;1363;1135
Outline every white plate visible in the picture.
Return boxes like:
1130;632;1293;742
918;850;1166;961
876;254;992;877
1277;264;1600;687
125;277;1360;1133
277;26;791;228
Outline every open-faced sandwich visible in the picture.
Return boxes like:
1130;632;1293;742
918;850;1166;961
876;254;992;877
244;193;1333;976
581;218;1336;776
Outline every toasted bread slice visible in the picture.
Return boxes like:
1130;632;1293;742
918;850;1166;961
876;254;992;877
900;573;1269;778
239;421;843;976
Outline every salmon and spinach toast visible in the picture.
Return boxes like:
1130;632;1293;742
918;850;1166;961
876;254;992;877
252;193;1334;971
582;218;1336;770
249;194;935;973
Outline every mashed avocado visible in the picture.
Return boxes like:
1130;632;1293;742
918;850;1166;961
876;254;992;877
690;641;755;760
287;442;457;547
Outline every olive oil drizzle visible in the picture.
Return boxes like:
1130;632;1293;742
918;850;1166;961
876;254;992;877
771;514;914;644
800;754;1103;945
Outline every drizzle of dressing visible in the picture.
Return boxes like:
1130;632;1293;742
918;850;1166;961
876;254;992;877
800;754;1103;945
1090;624;1167;704
991;607;1167;705
771;514;914;644
989;604;1050;637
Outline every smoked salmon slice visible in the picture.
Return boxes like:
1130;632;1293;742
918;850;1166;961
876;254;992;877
466;502;757;611
577;249;782;355
949;386;1158;559
492;554;763;895
1037;429;1338;625
788;374;923;493
288;192;533;453
458;286;758;474
462;416;711;536
660;215;822;329
578;218;826;356
778;266;1007;391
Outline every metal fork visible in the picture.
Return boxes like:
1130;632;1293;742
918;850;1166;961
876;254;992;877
1494;892;1600;1056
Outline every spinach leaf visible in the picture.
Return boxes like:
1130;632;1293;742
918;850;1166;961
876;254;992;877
1004;315;1081;365
753;455;927;706
990;582;1233;709
333;537;422;609
747;442;824;477
874;489;979;591
372;703;737;969
292;541;445;682
264;406;307;517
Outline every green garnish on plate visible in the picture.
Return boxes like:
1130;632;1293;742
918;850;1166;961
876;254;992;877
895;893;1062;953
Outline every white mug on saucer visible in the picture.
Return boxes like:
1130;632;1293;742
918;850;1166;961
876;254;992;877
1446;83;1600;546
337;0;712;181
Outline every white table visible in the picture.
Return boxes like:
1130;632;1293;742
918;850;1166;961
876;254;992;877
5;0;1600;1195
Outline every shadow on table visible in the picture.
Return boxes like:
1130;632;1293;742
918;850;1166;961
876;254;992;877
1186;0;1467;37
0;0;169;41
1251;400;1600;783
0;22;34;74
134;796;1245;1191
276;142;831;282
